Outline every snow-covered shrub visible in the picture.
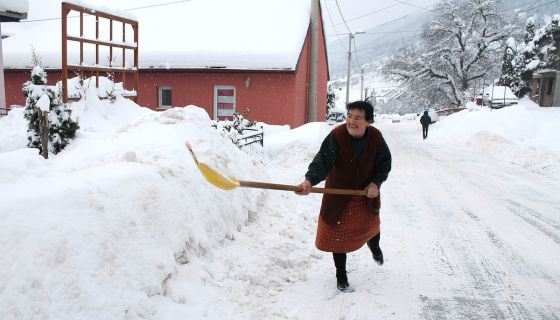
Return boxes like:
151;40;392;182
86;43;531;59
23;66;79;155
212;110;263;150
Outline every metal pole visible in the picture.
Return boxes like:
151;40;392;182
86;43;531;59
345;33;353;106
482;78;486;106
360;65;365;100
491;80;495;109
307;0;318;122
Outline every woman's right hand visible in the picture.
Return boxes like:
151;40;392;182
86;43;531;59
295;180;312;195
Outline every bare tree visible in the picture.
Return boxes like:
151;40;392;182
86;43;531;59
383;0;509;107
30;45;43;67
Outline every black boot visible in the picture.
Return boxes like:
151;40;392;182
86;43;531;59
336;269;350;291
367;234;384;266
372;248;384;266
333;253;350;291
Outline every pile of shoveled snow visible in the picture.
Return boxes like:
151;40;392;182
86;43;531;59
0;95;266;318
431;98;560;179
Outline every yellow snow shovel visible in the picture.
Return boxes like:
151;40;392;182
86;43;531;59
187;143;367;195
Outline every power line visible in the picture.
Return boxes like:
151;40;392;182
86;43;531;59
327;30;422;37
334;0;352;34
329;35;420;54
327;4;400;28
505;0;559;16
323;0;348;54
389;0;435;12
126;0;193;10
17;0;194;23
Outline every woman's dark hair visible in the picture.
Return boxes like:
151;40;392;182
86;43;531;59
346;101;374;123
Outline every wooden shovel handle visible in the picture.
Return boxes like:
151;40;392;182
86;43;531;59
238;180;367;196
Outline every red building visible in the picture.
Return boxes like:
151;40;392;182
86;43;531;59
2;0;329;127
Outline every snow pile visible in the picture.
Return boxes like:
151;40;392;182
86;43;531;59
431;98;560;179
0;95;266;318
0;107;27;152
66;76;136;101
264;122;332;162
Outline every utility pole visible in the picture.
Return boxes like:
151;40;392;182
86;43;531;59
307;0;318;122
345;31;364;105
360;65;365;100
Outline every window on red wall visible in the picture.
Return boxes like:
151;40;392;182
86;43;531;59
213;86;236;120
159;87;172;109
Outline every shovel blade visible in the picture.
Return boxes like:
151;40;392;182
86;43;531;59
187;143;240;190
197;163;240;190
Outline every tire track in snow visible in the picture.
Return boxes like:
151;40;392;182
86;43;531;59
382;123;558;319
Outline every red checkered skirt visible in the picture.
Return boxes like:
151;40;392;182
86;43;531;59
315;196;380;253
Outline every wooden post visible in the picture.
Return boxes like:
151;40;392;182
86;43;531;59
95;16;99;88
61;2;139;103
109;19;113;66
62;6;70;103
122;22;126;88
36;108;49;159
133;24;139;102
80;12;83;65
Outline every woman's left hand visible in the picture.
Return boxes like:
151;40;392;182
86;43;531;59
365;183;379;198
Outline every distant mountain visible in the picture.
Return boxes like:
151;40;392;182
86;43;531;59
326;0;560;79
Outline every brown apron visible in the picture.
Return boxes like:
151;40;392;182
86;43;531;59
315;195;380;253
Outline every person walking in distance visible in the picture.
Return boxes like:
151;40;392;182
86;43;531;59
296;101;392;292
420;110;432;139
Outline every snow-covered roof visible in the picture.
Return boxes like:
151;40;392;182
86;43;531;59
0;0;28;21
0;0;29;14
534;69;560;76
482;86;517;99
0;23;24;37
2;0;311;71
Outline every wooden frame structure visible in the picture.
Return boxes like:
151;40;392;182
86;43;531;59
61;2;139;103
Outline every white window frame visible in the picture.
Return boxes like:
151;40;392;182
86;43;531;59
213;85;236;120
158;86;172;109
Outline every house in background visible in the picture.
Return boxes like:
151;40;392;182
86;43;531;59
531;70;560;107
2;0;329;127
0;0;28;116
529;15;559;108
375;88;402;114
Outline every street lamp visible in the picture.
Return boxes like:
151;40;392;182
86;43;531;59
345;31;364;105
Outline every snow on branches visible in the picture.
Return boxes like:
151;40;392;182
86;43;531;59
499;15;560;97
382;0;508;107
23;66;79;155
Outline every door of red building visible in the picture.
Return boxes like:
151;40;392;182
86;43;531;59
213;86;236;120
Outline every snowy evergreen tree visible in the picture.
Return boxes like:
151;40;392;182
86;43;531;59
23;66;79;155
382;0;508;107
524;17;537;44
533;15;560;69
503;16;560;98
497;38;518;91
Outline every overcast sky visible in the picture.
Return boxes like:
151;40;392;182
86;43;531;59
320;0;439;36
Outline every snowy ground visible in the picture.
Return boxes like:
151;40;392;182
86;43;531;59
1;97;559;319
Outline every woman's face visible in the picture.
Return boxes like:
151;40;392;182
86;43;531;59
346;108;368;138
